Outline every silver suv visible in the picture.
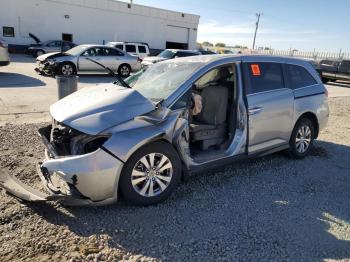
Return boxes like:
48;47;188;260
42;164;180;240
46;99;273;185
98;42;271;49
0;39;10;66
1;55;329;206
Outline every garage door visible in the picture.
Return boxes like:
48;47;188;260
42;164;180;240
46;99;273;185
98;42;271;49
166;25;189;47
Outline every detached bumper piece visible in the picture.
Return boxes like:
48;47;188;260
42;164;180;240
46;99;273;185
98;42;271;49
35;61;57;76
0;167;97;206
0;170;49;202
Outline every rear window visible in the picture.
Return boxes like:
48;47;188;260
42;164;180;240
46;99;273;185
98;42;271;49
284;64;317;89
243;62;284;94
126;44;136;53
138;45;147;53
116;44;123;50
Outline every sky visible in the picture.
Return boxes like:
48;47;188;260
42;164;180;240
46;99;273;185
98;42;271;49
121;0;350;52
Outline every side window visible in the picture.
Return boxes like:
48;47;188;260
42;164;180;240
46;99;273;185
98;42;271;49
340;60;350;70
171;90;192;110
284;64;317;89
138;45;147;53
243;62;284;94
176;52;195;57
81;48;97;56
105;48;124;56
125;44;136;53
46;41;56;47
116;44;124;50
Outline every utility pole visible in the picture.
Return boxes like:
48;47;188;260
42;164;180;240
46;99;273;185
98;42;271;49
252;13;262;50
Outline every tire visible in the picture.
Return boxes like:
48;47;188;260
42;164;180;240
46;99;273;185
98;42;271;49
321;77;329;83
288;118;315;159
118;64;131;77
119;141;182;205
58;62;76;76
35;50;45;58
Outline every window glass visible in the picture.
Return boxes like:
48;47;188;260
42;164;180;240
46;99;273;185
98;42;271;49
138;45;147;53
195;66;234;89
3;27;14;37
81;48;102;56
133;61;204;102
176;51;197;57
125;44;136;52
116;44;123;50
171;90;192;110
46;41;57;47
284;64;317;89
243;62;284;94
340;60;350;70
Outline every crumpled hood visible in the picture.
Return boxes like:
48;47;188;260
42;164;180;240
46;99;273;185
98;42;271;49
142;56;168;64
37;52;71;61
50;84;155;135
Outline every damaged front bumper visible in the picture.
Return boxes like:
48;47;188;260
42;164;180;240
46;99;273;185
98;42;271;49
35;60;58;76
0;125;124;206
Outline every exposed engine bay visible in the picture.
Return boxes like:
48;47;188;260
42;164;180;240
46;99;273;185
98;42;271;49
48;120;109;157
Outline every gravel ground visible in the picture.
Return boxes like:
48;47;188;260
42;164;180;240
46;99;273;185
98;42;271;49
1;96;350;262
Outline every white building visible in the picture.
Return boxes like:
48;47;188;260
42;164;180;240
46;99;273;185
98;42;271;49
0;0;199;50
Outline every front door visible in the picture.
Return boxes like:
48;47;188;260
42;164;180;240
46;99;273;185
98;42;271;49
242;61;294;153
78;47;106;72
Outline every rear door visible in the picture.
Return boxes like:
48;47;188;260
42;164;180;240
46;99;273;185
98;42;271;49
242;61;294;153
336;60;350;81
125;44;138;57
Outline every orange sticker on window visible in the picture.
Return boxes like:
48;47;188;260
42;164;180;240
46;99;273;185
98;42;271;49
251;64;261;76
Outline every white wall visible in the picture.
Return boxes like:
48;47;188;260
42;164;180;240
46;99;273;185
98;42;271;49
0;0;199;49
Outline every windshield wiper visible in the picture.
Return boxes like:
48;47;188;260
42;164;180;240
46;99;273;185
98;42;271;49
85;57;131;88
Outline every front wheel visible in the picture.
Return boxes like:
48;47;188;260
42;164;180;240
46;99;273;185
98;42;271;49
288;118;315;159
58;62;76;76
119;141;181;205
118;64;131;77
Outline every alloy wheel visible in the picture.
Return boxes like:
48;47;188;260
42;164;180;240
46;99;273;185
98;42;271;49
295;125;312;153
131;153;173;197
61;64;73;75
120;66;130;76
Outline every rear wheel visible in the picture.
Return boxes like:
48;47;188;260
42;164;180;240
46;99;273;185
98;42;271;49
321;77;329;83
35;50;45;58
58;62;76;76
119;141;181;205
118;64;131;77
288;118;315;159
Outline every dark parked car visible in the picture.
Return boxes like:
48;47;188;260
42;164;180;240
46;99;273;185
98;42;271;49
26;40;76;57
317;59;350;83
141;49;200;66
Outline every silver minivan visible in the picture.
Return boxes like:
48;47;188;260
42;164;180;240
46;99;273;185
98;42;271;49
0;55;329;206
0;39;10;66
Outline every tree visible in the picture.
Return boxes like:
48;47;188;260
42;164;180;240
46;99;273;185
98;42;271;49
215;42;226;47
202;41;213;47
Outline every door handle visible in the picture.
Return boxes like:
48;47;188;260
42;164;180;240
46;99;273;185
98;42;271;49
248;107;263;115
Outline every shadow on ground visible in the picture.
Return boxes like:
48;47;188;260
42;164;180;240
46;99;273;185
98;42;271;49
29;140;350;261
0;72;46;88
78;74;115;85
327;81;350;88
9;54;37;64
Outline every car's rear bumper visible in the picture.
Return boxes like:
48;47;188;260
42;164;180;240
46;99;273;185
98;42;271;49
0;125;124;206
